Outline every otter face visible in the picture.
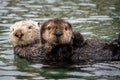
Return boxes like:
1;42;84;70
10;20;40;46
41;18;73;45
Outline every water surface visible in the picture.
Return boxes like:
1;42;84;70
0;0;120;80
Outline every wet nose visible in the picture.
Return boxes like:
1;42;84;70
54;31;63;37
14;30;24;38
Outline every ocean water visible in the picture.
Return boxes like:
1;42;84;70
0;0;120;80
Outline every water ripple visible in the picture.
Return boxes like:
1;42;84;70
0;0;120;80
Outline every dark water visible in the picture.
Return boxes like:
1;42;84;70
0;0;120;80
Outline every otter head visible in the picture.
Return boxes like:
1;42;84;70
41;18;73;46
10;20;40;47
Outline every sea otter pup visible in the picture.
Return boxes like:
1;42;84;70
10;20;51;62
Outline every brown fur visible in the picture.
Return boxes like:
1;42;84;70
10;19;120;66
40;18;75;65
72;31;85;48
40;18;120;65
41;18;73;46
10;19;75;65
73;32;120;64
73;40;112;63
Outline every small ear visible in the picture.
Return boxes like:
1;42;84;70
66;21;72;29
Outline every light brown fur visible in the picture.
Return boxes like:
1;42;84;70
39;18;76;65
41;18;73;46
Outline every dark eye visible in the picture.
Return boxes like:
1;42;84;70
38;22;40;26
12;28;14;31
28;26;32;29
48;26;51;30
65;27;68;31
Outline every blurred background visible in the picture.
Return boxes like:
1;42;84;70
0;0;120;80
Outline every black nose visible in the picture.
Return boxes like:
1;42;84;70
54;31;62;37
14;30;24;38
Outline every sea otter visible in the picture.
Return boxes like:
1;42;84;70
40;18;75;65
10;19;120;66
10;20;51;62
40;18;120;65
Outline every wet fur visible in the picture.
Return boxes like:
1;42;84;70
10;20;51;62
10;19;75;65
40;18;73;46
41;18;120;65
40;18;75;65
10;20;40;46
73;32;120;64
10;19;120;65
14;40;52;63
